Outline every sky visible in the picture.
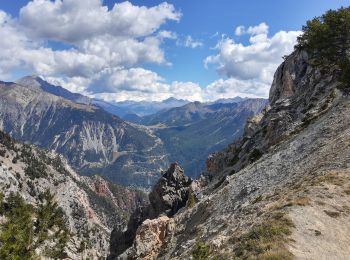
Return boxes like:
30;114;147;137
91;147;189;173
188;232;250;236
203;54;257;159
0;0;348;102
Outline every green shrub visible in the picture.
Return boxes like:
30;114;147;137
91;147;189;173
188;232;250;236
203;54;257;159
192;241;212;260
187;191;198;208
249;149;263;162
24;155;47;179
35;190;69;258
0;193;35;259
0;191;70;259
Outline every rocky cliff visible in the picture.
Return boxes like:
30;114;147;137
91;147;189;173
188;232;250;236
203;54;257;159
0;130;147;259
110;49;350;259
0;78;168;187
109;163;193;259
206;50;339;179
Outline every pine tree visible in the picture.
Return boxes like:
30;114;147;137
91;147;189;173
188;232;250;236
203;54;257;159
296;7;350;89
0;193;35;259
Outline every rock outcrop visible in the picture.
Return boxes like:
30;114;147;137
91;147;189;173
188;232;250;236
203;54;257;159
206;50;340;179
123;216;175;260
109;163;192;259
148;163;192;217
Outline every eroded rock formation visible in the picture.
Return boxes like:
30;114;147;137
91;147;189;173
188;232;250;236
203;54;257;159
109;163;192;259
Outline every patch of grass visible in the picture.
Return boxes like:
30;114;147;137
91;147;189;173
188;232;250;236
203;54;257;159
330;89;337;99
279;196;311;209
293;197;311;206
231;212;294;260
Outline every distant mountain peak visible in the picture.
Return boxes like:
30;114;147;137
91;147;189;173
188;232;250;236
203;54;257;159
209;96;248;105
163;97;188;103
16;75;91;105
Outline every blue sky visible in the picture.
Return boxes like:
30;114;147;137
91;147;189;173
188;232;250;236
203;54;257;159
0;0;348;101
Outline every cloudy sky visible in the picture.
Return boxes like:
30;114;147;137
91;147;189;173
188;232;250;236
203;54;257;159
0;0;348;102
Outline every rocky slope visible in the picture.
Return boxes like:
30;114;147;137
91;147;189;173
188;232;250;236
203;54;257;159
110;49;350;259
140;99;268;177
0;130;147;259
0;78;168;187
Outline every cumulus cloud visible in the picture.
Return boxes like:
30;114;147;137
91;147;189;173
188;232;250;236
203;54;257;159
0;0;182;96
82;68;203;102
205;23;301;97
203;78;269;100
0;1;301;102
19;0;181;43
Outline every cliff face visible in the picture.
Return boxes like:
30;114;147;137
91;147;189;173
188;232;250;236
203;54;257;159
109;163;193;259
112;50;350;259
0;79;168;187
206;50;339;179
0;130;146;259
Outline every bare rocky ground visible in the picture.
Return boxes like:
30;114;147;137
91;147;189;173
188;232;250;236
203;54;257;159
288;170;350;259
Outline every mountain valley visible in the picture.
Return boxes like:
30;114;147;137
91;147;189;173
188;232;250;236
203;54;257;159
0;3;350;260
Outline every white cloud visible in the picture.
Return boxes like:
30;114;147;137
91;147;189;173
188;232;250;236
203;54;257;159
235;26;245;36
0;1;180;90
184;36;203;48
247;22;269;35
235;23;269;36
204;23;300;85
19;0;181;43
177;35;203;48
0;2;301;103
203;78;269;100
84;68;203;102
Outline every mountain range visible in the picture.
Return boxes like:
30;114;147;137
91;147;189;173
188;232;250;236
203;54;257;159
139;99;268;177
1;6;350;260
93;97;189;119
0;78;168;187
0;75;266;185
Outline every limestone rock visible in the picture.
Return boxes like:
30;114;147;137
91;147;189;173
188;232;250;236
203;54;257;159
109;163;192;259
206;50;340;180
130;216;175;260
148;163;192;218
